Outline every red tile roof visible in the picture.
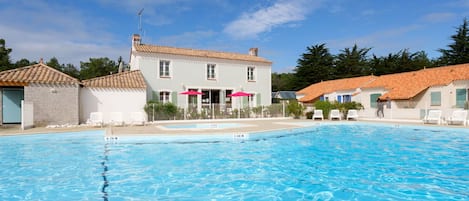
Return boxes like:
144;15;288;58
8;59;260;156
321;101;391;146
297;76;377;103
134;44;272;64
297;63;469;102
364;63;469;100
0;63;80;86
82;70;146;89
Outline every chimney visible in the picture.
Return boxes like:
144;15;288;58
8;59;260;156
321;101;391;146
39;58;44;64
249;48;258;56
132;34;141;46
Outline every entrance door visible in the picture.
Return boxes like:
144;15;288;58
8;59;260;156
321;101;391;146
2;88;24;123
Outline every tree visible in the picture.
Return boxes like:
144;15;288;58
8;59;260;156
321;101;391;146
62;63;80;78
46;57;62;71
14;58;35;68
271;72;295;91
438;18;469;65
0;38;13;71
293;44;334;90
79;57;118;80
334;44;371;78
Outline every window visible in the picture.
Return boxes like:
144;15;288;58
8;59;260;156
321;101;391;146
430;91;441;106
343;95;352;103
247;67;255;81
159;91;170;103
456;88;468;108
207;64;216;80
159;60;170;77
370;93;381;108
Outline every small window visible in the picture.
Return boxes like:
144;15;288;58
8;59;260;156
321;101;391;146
456;88;468;108
430;91;441;106
207;64;216;80
370;93;381;108
159;60;170;77
159;91;170;103
247;66;255;81
343;95;351;103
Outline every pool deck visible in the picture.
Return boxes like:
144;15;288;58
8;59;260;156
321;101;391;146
0;117;467;136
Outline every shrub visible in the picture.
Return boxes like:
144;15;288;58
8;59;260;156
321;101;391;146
314;101;333;119
287;100;305;119
144;101;178;120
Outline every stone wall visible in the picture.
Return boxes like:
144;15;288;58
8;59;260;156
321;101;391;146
24;83;79;125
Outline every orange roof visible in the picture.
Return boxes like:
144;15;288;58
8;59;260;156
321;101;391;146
0;63;80;86
297;63;469;102
82;70;146;89
297;75;377;102
364;63;469;100
134;44;272;64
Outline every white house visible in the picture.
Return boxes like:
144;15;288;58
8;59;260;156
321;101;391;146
129;34;272;112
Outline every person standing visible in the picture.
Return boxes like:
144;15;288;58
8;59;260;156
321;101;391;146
376;98;384;118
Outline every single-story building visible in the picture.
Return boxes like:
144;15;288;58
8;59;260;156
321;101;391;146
0;61;81;126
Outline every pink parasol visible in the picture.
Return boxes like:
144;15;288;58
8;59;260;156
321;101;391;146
180;90;203;95
228;91;252;97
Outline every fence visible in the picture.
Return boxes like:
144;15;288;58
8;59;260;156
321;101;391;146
145;103;287;121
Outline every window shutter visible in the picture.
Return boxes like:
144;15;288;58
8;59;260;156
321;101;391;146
153;91;159;102
172;91;178;103
430;92;441;106
256;93;261;106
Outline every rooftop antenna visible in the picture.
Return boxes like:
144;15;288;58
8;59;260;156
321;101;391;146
137;8;144;37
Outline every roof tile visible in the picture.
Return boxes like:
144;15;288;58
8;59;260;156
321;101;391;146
0;63;80;86
81;70;146;89
134;44;272;64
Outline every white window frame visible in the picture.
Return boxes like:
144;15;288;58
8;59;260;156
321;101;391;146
159;60;171;78
206;64;216;80
159;91;170;103
247;66;255;81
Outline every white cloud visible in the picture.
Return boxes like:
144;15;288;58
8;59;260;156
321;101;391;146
422;12;456;23
0;1;127;67
224;0;322;39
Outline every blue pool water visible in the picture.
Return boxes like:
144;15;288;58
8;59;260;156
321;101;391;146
161;122;247;130
1;124;468;200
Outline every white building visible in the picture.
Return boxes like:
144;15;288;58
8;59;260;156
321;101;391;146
129;34;272;111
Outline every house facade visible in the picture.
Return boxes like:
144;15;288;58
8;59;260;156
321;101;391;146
129;34;272;111
0;62;81;126
297;64;469;120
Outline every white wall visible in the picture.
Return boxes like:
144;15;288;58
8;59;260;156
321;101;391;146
131;52;272;108
80;87;146;124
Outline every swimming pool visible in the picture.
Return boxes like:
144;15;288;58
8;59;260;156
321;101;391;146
1;123;468;200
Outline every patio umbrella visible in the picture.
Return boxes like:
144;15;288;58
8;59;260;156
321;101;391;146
229;91;252;118
180;90;203;119
180;90;203;95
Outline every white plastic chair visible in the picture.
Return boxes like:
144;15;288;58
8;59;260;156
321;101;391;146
110;112;124;126
347;109;359;121
423;110;442;125
88;112;103;127
130;112;147;126
312;109;324;120
447;110;468;126
330;109;341;120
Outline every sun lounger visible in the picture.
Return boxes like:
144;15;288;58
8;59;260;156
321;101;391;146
447;110;468;126
346;109;359;120
130;112;146;126
110;112;124;126
88;112;103;127
423;110;442;125
330;109;341;120
312;109;324;120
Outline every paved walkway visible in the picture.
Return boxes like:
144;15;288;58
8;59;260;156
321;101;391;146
1;117;466;137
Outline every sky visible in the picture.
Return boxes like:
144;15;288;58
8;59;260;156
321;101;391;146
1;0;469;73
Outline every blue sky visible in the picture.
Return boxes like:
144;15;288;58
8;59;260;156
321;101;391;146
1;0;468;72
